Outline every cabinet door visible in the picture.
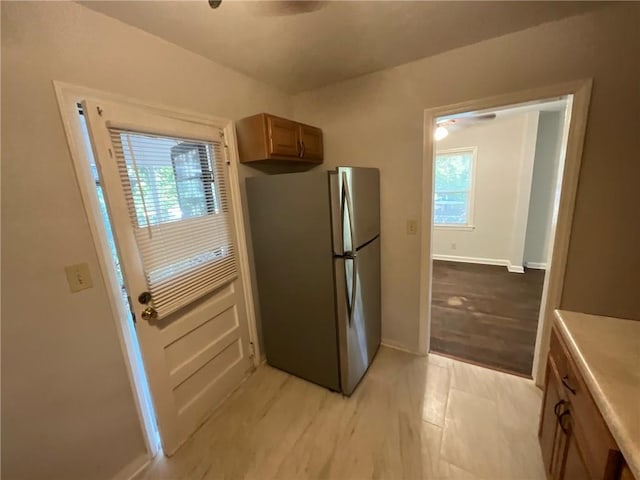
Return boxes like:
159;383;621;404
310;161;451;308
266;115;300;158
299;124;323;161
539;358;569;480
564;434;590;480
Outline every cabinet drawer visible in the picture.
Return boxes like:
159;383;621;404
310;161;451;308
550;327;622;479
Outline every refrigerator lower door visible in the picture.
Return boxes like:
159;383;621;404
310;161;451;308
335;236;381;395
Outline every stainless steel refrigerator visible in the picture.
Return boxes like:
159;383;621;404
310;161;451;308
246;167;381;395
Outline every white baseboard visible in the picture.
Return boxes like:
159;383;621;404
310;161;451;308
524;262;547;270
432;254;508;267
431;254;528;274
507;262;525;274
381;340;421;356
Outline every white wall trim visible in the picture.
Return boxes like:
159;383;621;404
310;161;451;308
432;254;526;274
507;262;525;274
525;262;547;270
432;254;506;267
419;79;593;388
54;82;159;461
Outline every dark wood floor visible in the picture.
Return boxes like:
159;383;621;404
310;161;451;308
430;260;545;376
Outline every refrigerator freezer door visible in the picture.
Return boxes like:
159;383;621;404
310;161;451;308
335;236;381;395
337;167;380;250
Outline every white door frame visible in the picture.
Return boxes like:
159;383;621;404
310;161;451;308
54;81;261;466
418;79;592;386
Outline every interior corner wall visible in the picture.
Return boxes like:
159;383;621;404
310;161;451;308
292;4;640;351
524;110;565;267
1;2;292;479
508;111;540;272
431;114;529;263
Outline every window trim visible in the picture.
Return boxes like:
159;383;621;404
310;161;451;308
433;146;478;230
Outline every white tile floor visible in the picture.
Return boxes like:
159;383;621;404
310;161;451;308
136;346;545;479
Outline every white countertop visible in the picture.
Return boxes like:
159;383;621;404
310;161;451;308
554;310;640;479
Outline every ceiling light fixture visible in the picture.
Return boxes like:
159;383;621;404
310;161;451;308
208;0;222;9
434;126;449;141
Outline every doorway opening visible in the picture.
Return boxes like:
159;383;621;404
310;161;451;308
419;81;593;383
428;97;571;377
76;104;163;454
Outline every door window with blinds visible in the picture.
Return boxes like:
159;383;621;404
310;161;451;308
110;128;237;318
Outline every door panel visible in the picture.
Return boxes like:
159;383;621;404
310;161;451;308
337;167;380;249
564;434;590;480
266;115;299;158
82;99;253;455
539;361;561;476
299;124;323;161
335;236;381;395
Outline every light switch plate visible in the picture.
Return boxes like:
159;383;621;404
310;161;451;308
65;262;93;293
407;219;418;235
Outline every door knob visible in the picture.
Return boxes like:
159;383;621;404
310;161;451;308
141;307;158;321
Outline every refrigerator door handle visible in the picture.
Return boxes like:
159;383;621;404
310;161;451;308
343;254;358;326
348;254;358;326
342;171;356;253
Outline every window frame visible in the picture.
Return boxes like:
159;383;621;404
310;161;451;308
433;146;478;231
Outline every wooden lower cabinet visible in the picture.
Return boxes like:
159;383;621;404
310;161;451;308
539;357;571;480
539;327;628;480
565;434;591;480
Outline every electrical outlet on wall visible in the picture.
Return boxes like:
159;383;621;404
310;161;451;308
407;220;418;235
450;242;457;250
65;262;93;293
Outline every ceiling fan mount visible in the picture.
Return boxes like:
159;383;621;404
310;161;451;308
437;113;497;128
209;0;328;16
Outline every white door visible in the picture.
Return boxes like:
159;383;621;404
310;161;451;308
82;99;254;455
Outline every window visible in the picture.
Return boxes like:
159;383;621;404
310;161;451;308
433;147;476;227
117;133;220;228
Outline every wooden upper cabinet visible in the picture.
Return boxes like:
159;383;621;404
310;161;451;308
235;113;323;164
298;124;323;161
266;116;299;158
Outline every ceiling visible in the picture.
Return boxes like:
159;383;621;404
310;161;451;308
437;97;568;134
81;1;602;94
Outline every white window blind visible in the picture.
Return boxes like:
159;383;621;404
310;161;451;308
109;128;237;318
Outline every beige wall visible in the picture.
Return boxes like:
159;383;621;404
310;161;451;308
1;2;291;479
293;5;640;351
